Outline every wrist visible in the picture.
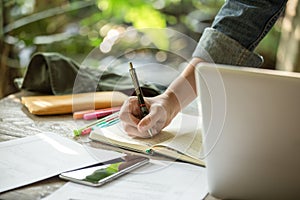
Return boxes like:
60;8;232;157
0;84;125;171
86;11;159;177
153;91;180;122
163;90;181;118
189;57;205;66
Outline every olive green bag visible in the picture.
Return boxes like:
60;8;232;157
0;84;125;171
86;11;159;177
21;52;163;97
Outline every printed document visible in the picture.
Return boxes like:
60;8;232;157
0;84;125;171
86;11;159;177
0;132;123;193
44;160;208;200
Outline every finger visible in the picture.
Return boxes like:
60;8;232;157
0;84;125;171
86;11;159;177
138;103;167;132
119;110;140;127
122;123;151;138
120;97;140;114
119;97;141;126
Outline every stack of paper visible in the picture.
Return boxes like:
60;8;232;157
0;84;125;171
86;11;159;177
43;160;208;200
0;132;123;193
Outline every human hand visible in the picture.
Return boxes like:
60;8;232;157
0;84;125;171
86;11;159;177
119;93;179;138
120;58;202;138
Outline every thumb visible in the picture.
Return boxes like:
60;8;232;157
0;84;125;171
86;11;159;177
137;103;166;134
137;114;153;133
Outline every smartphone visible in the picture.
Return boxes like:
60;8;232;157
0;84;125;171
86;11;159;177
59;154;149;187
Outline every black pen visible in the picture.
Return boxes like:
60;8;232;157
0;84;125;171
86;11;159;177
129;62;153;137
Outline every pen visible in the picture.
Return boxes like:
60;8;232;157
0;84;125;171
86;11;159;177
73;112;120;136
73;107;121;120
129;62;153;137
79;117;120;135
95;115;119;127
83;106;121;120
73;109;95;119
73;119;102;136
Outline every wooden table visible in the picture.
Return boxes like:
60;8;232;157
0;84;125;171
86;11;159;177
0;91;218;200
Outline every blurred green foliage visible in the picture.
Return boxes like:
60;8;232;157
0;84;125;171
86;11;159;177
1;0;284;99
1;0;282;70
2;0;223;68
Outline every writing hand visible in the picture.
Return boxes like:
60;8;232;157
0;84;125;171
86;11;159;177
119;94;177;138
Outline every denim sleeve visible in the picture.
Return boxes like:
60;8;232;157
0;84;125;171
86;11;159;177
192;0;287;67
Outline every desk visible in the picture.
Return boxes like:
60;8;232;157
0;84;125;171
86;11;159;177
0;92;218;200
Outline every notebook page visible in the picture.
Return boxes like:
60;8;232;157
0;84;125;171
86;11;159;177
90;122;175;148
154;113;202;159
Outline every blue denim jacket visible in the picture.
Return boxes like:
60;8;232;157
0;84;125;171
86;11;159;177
192;0;288;67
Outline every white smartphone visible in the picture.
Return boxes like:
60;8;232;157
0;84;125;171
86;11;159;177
59;155;149;187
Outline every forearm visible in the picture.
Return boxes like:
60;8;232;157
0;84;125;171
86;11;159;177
163;57;204;117
159;0;288;118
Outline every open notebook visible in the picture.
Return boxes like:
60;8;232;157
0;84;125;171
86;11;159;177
89;113;204;166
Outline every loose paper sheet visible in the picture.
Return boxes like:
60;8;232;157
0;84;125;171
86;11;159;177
0;132;123;193
43;160;208;200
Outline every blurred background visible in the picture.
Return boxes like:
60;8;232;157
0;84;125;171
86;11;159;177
1;0;299;99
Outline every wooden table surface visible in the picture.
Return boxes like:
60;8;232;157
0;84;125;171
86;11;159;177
0;91;218;200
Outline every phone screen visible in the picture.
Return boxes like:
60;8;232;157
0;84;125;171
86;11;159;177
59;155;149;186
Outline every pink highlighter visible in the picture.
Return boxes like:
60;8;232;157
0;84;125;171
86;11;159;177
83;107;121;120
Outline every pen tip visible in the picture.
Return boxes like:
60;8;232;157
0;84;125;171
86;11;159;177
129;62;133;69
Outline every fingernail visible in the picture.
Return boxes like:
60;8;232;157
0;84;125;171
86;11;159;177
138;125;145;131
138;123;147;132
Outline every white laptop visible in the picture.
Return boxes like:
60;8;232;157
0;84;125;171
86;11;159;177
195;63;300;200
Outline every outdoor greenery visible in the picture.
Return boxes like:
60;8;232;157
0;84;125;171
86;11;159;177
1;0;283;98
2;0;223;67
